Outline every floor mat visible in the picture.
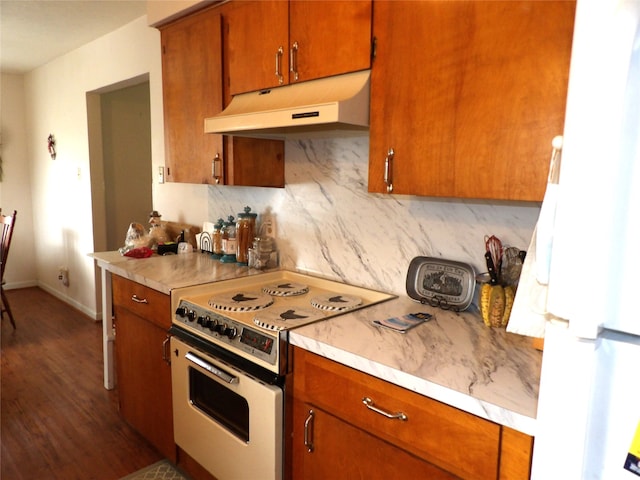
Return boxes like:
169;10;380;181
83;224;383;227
120;459;191;480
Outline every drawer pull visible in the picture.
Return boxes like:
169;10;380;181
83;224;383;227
131;295;148;304
384;148;394;193
362;397;408;421
162;336;171;365
304;410;315;453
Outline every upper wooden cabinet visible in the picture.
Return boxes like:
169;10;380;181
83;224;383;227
160;6;284;187
161;8;223;184
368;1;576;201
225;0;373;96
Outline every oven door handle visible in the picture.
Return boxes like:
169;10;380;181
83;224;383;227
185;351;239;384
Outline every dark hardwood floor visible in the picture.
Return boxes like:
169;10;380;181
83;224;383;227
1;287;163;480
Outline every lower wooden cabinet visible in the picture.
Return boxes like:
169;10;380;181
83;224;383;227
112;275;175;462
292;347;533;479
292;398;456;479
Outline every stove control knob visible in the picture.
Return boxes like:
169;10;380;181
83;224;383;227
225;326;238;340
175;306;187;318
214;323;226;334
203;317;214;330
197;315;210;327
186;310;197;322
208;319;218;331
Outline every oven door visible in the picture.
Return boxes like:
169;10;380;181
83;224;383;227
171;336;283;480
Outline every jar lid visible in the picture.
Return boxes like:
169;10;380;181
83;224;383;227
225;215;235;226
238;206;257;219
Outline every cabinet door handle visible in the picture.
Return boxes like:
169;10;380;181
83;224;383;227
131;294;148;304
384;148;394;193
212;153;222;184
162;336;171;365
290;41;299;81
304;409;315;452
362;397;407;421
275;46;284;85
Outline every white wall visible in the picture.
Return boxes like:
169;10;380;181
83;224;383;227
0;73;37;288
20;16;202;317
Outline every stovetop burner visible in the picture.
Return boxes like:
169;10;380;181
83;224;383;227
310;293;363;311
208;291;274;312
261;282;309;297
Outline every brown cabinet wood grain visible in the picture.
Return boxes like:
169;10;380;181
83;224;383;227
225;0;372;96
368;1;575;201
499;427;535;480
292;398;456;480
292;347;534;479
160;5;284;187
112;275;175;462
160;8;223;185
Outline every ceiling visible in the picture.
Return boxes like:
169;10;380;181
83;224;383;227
0;0;147;74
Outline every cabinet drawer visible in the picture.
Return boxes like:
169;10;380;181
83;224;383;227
293;348;501;479
112;275;170;329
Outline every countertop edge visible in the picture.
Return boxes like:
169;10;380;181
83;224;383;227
289;331;537;436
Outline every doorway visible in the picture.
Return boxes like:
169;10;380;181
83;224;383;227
87;76;153;253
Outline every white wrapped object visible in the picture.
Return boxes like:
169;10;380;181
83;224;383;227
507;225;548;338
535;136;563;285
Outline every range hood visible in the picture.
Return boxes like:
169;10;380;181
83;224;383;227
204;70;370;139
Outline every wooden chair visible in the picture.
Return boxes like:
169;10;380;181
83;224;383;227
1;210;17;329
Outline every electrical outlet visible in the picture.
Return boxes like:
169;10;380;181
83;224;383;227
58;267;69;287
158;166;165;184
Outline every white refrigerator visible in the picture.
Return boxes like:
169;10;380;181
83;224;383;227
528;0;640;479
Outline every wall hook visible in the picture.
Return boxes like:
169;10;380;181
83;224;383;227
47;134;56;160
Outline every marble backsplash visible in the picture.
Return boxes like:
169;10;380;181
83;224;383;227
207;137;540;297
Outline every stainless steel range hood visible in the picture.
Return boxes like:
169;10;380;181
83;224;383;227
204;70;370;139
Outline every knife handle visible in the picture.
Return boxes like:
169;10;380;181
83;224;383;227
485;251;498;285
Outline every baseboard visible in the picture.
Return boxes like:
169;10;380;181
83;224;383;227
3;280;38;290
37;282;100;321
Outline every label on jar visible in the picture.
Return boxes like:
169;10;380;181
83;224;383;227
225;238;237;254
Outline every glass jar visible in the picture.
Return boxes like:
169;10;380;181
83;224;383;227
236;206;257;265
211;218;225;259
220;215;237;263
250;236;276;269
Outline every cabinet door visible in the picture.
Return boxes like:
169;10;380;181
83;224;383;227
289;0;372;83
292;399;456;480
225;137;284;187
114;307;175;461
225;0;289;95
161;8;223;184
369;1;575;201
226;0;372;95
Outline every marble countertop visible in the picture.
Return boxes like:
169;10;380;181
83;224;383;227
91;251;541;435
289;296;541;436
90;251;272;295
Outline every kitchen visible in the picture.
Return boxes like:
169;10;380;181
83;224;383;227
1;1;639;479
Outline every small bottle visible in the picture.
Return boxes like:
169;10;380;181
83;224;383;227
211;218;224;260
220;216;237;263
